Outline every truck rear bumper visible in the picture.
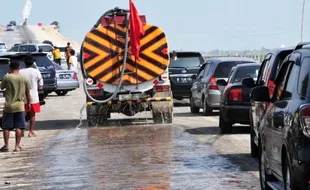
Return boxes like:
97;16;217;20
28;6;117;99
87;97;172;106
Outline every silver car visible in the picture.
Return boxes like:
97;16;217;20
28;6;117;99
0;43;7;53
190;57;257;115
54;63;79;96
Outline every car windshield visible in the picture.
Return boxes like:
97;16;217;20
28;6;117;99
0;60;10;80
38;45;53;52
169;56;202;68
34;55;54;69
233;66;260;83
214;61;254;78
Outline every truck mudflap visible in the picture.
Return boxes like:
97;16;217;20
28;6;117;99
87;97;172;105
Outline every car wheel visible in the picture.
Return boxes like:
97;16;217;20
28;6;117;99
203;98;212;116
55;90;68;96
190;97;200;114
283;153;297;190
259;140;272;190
219;113;232;134
250;127;259;157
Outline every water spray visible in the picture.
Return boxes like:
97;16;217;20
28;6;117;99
22;0;32;25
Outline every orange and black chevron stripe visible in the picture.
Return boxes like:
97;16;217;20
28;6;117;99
82;24;169;85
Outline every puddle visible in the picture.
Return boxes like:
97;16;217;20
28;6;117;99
1;125;259;189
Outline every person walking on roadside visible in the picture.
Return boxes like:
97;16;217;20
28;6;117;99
0;60;31;152
20;56;44;138
68;49;78;72
52;46;62;65
65;42;72;70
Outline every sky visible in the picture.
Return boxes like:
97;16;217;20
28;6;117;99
1;0;310;52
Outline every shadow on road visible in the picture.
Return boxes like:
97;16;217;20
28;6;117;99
185;126;250;135
174;112;219;117
35;118;156;131
219;153;258;172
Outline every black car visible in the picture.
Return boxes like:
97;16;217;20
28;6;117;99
169;51;204;100
0;55;46;106
251;42;310;190
218;63;260;133
250;47;294;157
0;52;57;97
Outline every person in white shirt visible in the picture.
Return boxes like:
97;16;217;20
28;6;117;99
68;49;78;72
19;56;44;137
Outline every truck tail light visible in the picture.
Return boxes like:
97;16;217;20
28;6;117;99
299;105;310;138
209;76;219;90
154;85;169;92
228;88;243;102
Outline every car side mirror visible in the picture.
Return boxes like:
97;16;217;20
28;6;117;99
216;79;227;86
242;77;255;88
191;75;197;80
250;86;270;102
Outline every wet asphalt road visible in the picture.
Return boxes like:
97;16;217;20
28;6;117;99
0;70;260;190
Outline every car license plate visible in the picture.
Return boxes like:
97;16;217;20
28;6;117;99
60;74;71;79
177;77;191;83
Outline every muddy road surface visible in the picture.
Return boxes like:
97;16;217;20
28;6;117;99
0;70;260;190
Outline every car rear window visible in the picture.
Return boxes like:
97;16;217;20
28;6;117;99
214;61;253;78
38;45;53;52
59;47;66;52
34;55;54;68
0;44;6;49
233;66;260;83
169;53;203;68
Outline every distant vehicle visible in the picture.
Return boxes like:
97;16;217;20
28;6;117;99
6;24;14;31
8;43;54;60
169;51;204;100
9;21;16;26
190;57;257;115
53;63;79;96
251;42;310;190
218;63;261;133
249;47;294;157
0;43;7;52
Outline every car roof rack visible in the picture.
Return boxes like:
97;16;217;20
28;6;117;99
295;42;310;50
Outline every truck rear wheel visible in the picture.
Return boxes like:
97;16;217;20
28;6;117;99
86;105;110;126
153;111;173;124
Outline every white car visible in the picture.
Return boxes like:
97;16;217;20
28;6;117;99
0;43;7;52
8;43;54;60
6;24;14;31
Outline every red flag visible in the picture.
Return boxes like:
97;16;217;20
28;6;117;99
129;0;145;60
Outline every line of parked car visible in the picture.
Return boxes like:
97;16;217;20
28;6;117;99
169;44;310;189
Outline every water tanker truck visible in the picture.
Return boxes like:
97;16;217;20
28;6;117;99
80;7;173;126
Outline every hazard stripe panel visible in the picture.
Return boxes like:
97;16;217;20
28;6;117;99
87;97;172;106
82;24;169;85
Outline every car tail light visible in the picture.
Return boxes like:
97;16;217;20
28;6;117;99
299;105;310;138
73;73;78;80
228;88;243;102
88;89;103;96
154;85;169;92
209;76;219;90
38;86;43;91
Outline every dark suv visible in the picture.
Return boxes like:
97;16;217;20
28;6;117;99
250;47;294;157
251;42;310;190
169;51;204;100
